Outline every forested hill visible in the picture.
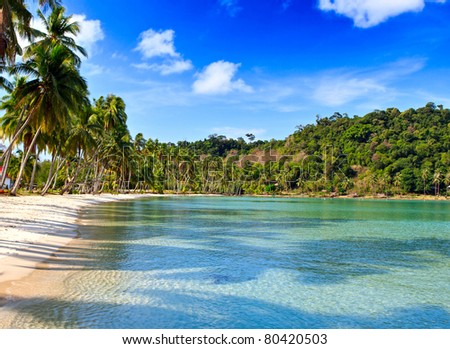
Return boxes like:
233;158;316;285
280;102;450;195
178;102;450;196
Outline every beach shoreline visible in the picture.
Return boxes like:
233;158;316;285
0;194;159;286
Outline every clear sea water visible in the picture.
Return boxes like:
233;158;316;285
6;197;450;328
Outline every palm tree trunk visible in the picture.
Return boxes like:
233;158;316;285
0;146;12;187
41;156;65;196
41;152;57;195
52;168;59;189
81;150;99;193
10;127;41;196
83;166;91;193
28;153;39;191
0;109;30;165
93;165;105;194
60;157;83;195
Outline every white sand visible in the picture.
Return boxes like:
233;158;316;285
0;194;150;284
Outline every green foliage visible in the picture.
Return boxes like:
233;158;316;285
283;103;450;195
117;103;448;196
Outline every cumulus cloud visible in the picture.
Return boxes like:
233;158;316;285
135;29;180;59
318;0;445;28
134;29;192;75
71;14;105;56
193;61;253;95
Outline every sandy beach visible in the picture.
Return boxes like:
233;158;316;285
0;194;152;285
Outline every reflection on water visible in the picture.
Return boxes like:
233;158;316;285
4;197;450;328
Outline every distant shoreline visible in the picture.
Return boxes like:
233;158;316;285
158;191;450;202
253;193;450;201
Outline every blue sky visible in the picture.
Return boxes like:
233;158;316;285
55;0;450;142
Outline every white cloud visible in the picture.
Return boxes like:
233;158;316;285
71;14;105;56
318;0;445;28
133;29;192;75
313;76;386;106
82;62;106;76
133;59;193;75
311;58;426;106
112;52;128;61
135;29;179;59
219;0;243;17
193;60;253;95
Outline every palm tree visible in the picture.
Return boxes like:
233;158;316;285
0;75;27;186
24;5;87;66
39;128;64;194
393;172;402;195
1;2;88;168
0;1;60;65
433;170;442;196
89;94;130;192
59;104;105;194
445;172;450;197
421;168;429;196
0;0;31;65
8;44;88;195
94;94;128;131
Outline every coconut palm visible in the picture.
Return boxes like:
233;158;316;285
93;94;128;131
89;94;130;192
421;168;429;196
59;104;105;194
445;172;450;196
24;5;87;66
40;126;68;194
433;170;442;196
0;1;60;65
8;43;88;195
0;1;31;65
1;2;88;165
0;75;27;186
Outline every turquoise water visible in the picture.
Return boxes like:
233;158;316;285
7;197;450;328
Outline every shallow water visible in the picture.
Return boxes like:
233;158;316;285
4;197;450;328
